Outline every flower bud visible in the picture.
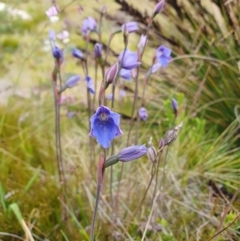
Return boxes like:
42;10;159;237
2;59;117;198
105;62;119;87
153;0;165;17
163;123;183;146
94;43;102;58
138;35;147;54
147;146;157;163
104;155;119;168
171;98;178;117
65;75;80;88
72;48;84;60
52;46;63;60
118;145;147;162
138;107;148;121
158;138;165;151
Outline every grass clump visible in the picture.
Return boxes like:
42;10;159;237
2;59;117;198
0;0;240;241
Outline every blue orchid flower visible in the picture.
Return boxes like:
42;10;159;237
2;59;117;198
89;106;123;148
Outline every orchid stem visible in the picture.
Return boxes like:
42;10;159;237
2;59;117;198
90;177;103;241
126;19;153;146
103;33;114;66
90;151;106;241
52;63;66;220
83;35;95;165
110;46;127;214
93;61;98;111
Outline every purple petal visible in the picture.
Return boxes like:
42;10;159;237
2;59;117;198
119;69;131;81
48;29;56;41
85;76;95;94
156;45;172;68
122;22;138;33
66;75;80;88
46;5;59;17
118;49;141;70
151;62;161;73
138;34;147;53
57;30;69;40
138;107;148;121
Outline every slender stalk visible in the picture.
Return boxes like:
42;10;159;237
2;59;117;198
84;35;91;125
141;189;159;241
206;214;240;241
52;61;66;221
90;179;103;241
126;68;139;145
117;19;154;223
126;18;153;146
90;180;103;241
93;60;98;111
90;151;106;241
103;33;114;66
141;146;169;241
125;164;155;232
152;150;163;205
82;35;95;165
110;47;127;211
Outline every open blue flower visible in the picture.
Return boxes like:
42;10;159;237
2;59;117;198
156;45;172;68
89;106;122;148
118;49;141;70
81;17;97;36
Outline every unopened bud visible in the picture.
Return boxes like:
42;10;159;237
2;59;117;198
147;146;157;163
153;0;165;17
158;138;165;151
104;155;119;168
105;62;119;87
171;98;178;117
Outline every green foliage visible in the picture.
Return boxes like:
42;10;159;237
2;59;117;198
0;0;240;240
0;36;20;53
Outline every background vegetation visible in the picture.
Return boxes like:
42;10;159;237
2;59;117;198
0;0;240;240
